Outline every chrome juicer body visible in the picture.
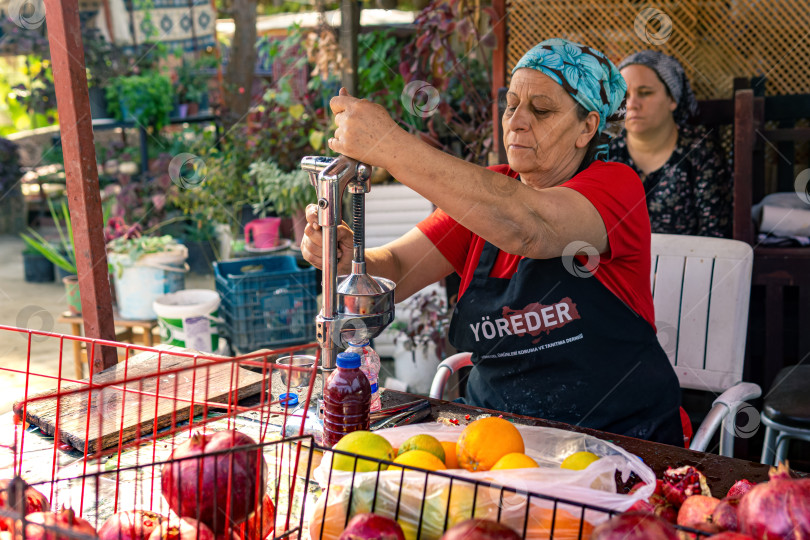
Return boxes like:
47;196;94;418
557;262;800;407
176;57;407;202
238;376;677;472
301;155;396;395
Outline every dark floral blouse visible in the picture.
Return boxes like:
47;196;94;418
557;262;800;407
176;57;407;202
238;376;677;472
608;124;733;238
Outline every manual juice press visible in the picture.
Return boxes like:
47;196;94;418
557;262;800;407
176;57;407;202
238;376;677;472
300;155;396;413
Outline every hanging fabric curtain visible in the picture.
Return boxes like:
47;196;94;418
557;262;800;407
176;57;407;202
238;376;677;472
99;0;216;52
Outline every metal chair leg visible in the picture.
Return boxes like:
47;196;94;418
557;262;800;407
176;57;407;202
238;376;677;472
774;433;792;465
761;424;777;465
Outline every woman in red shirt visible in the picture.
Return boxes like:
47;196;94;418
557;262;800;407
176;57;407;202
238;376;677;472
301;38;683;445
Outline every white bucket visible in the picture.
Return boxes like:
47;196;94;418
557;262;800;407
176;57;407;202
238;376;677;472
153;289;221;353
110;246;189;320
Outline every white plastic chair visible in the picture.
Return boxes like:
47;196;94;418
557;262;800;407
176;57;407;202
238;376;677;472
431;234;761;457
364;184;439;358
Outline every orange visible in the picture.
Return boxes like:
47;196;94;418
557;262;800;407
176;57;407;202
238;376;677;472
491;452;539;470
440;441;459;468
456;417;525;472
389;449;447;472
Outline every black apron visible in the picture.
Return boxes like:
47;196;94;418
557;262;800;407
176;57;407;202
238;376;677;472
449;241;683;446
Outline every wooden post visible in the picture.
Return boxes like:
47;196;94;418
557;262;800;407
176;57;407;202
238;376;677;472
340;0;359;95
733;90;754;245
45;0;118;374
490;0;507;164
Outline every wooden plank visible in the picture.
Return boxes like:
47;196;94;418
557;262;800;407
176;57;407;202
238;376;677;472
491;0;507;165
676;255;713;374
20;351;265;454
733;89;755;245
44;0;118;371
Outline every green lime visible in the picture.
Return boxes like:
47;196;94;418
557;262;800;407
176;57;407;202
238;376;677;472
397;434;445;463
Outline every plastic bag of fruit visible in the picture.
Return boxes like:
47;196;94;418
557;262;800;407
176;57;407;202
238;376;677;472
307;421;656;540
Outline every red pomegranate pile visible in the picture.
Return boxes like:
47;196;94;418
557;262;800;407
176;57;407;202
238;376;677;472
23;508;98;540
98;510;164;540
0;479;50;531
161;430;270;538
609;461;810;539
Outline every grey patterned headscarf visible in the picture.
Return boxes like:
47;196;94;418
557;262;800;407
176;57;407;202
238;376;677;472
618;50;698;125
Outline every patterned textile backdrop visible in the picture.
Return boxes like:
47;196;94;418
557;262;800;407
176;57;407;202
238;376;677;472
127;0;216;52
506;1;810;99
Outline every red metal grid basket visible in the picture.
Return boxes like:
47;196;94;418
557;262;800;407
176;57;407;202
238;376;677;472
0;325;711;540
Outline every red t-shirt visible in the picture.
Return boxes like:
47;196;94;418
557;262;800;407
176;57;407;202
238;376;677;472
416;161;657;329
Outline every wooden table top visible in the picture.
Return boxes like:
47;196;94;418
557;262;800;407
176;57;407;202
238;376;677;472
58;311;158;327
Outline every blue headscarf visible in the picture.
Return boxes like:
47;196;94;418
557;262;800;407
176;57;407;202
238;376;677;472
512;38;626;160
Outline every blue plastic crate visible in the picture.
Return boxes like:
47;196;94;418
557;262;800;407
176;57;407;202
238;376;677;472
214;255;318;352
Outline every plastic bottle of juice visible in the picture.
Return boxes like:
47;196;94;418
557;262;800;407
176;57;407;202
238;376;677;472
322;351;371;448
345;340;382;412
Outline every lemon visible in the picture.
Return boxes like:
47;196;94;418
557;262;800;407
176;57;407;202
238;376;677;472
397;434;446;463
332;431;396;472
390;450;447;472
491;452;539;470
560;451;601;470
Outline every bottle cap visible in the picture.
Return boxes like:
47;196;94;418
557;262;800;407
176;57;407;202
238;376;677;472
279;393;298;407
336;351;361;369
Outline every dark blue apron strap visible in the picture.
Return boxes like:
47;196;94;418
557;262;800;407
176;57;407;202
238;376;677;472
471;241;500;283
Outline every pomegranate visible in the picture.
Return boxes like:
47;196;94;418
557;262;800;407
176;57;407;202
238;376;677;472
220;494;275;540
590;512;678;540
677;495;721;533
662;466;711;507
24;509;98;540
439;519;520;540
712;498;740;532
338;513;405;540
98;511;164;540
0;479;50;531
707;533;756;540
726;480;756;499
161;431;267;534
148;518;215;540
738;462;810;539
626;479;678;523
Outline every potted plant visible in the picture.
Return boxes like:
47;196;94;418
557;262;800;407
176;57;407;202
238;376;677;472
20;198;81;313
249;159;315;245
388;288;452;393
173;55;215;117
106;71;174;132
106;234;188;320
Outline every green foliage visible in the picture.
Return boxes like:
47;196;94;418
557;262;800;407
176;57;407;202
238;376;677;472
399;0;495;164
170;129;258;235
357;30;407;121
106;72;175;131
20;198;76;274
249;160;314;218
174;53;217;104
107;234;181;276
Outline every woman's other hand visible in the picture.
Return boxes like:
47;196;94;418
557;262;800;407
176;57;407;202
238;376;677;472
328;88;403;167
300;203;354;273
